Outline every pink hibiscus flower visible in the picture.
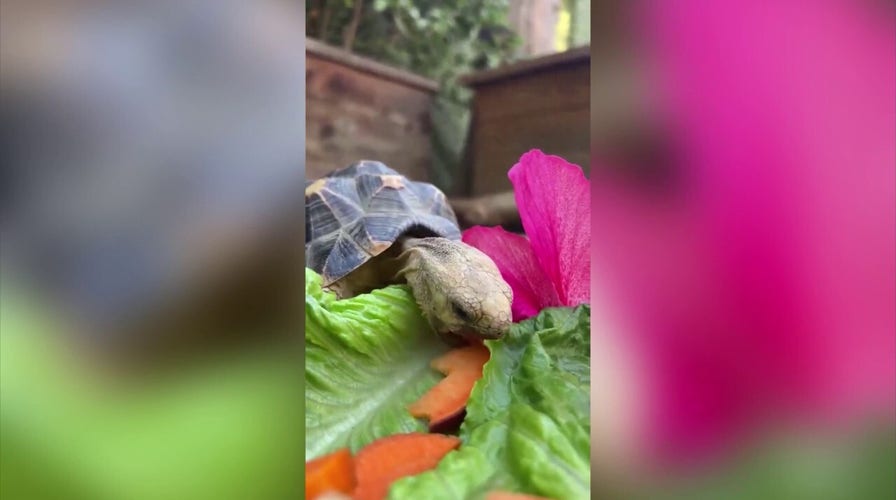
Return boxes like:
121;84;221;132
592;0;895;466
462;150;590;322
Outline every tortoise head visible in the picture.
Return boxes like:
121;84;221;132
400;237;512;340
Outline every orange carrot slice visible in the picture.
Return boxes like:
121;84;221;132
352;432;461;500
485;492;554;500
305;448;355;500
408;344;490;428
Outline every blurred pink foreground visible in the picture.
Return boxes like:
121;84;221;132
592;0;895;465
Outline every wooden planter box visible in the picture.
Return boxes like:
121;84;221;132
461;46;590;196
306;39;439;181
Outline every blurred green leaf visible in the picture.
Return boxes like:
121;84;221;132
0;284;302;500
645;424;896;500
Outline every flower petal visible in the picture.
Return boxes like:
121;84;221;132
462;225;560;322
630;0;896;463
508;150;590;307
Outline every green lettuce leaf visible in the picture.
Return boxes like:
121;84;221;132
305;268;450;460
388;305;592;500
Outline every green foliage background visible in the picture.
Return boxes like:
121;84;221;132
306;1;592;193
564;0;590;49
307;0;521;193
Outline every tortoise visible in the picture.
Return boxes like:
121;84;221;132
305;160;512;340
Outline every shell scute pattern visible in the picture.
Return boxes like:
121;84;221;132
305;161;461;285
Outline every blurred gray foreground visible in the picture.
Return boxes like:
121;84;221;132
1;0;305;357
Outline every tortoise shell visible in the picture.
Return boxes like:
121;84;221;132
305;161;461;286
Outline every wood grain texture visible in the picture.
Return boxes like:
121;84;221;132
306;44;438;183
306;38;438;92
449;191;521;230
460;45;590;87
464;52;590;195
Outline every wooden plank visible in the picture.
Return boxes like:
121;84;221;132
306;38;439;93
449;191;521;230
466;56;590;195
306;54;435;182
460;45;590;87
472;63;589;121
470;107;590;195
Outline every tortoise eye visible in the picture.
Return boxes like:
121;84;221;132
451;302;470;321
